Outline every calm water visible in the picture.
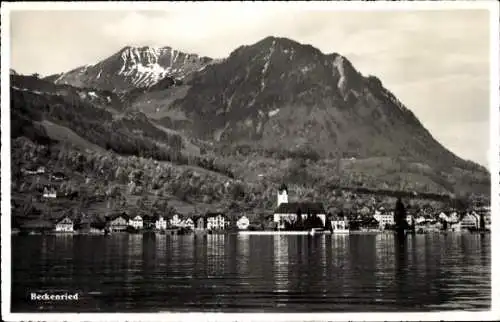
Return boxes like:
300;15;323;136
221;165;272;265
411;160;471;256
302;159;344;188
11;233;490;312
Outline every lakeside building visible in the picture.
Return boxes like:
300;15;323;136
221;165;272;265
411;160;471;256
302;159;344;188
206;213;227;230
107;214;128;232
169;214;182;228
142;215;155;229
273;184;327;229
75;213;106;233
373;208;394;229
154;215;167;230
183;218;195;230
331;214;349;233
237;216;250;230
406;214;414;227
55;216;74;232
461;212;480;230
128;215;144;229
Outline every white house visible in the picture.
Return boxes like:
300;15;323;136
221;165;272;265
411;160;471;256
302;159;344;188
43;186;57;198
169;214;182;228
461;213;479;230
55;216;74;232
207;213;226;230
128;215;143;229
406;214;414;226
373;211;394;229
273;184;326;229
184;218;195;230
331;215;349;233
237;216;250;230
155;215;167;230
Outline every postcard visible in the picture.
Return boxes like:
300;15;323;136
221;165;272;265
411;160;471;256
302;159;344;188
1;1;499;321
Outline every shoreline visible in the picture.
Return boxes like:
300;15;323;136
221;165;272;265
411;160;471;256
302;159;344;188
11;229;490;236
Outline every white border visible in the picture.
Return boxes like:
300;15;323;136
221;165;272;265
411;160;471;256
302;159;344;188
1;1;499;321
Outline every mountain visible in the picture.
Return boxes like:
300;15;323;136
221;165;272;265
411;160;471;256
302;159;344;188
166;37;480;169
46;46;213;92
35;36;490;199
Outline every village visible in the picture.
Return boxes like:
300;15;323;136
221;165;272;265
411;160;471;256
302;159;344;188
13;177;492;236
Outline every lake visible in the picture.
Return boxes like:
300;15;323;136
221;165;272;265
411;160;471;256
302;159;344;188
11;232;491;312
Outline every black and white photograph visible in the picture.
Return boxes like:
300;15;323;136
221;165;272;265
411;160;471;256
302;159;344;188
1;1;499;321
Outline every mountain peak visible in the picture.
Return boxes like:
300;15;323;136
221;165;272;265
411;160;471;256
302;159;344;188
49;45;213;92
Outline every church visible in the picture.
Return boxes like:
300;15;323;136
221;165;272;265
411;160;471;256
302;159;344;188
273;184;327;229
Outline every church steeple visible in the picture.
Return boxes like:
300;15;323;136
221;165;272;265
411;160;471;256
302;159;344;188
277;183;288;206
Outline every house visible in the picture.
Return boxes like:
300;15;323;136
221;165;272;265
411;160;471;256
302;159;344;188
406;214;414;227
461;212;480;230
89;222;106;234
237;216;250;230
55;216;74;232
206;213;227;230
373;210;394;229
331;214;349;233
75;212;92;232
142;215;155;229
128;215;143;229
22;166;45;176
184;218;195;230
51;172;67;181
42;186;57;198
415;216;427;225
154;215;167;230
107;214;128;232
169;214;182;228
273;184;326;229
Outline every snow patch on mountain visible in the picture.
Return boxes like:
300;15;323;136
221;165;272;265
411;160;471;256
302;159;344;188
261;40;276;91
332;55;347;94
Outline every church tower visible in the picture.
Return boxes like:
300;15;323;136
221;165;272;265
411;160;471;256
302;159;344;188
277;183;288;206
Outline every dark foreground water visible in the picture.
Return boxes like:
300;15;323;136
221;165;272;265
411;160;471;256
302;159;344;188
11;233;490;312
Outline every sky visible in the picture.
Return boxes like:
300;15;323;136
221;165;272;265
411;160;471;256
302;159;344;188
9;5;492;169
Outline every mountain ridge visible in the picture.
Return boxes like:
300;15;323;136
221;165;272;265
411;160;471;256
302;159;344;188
45;45;214;92
32;36;490;198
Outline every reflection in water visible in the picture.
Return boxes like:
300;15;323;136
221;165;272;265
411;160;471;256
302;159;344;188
273;236;289;298
11;233;491;312
207;234;225;277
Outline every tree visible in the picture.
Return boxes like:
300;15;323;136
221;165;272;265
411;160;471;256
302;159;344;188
394;197;407;231
479;213;485;231
295;208;303;230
